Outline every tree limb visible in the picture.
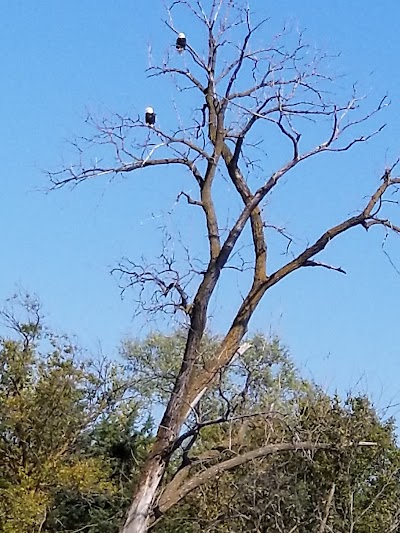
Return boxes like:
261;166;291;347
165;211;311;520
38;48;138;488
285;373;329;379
155;441;376;518
318;483;336;533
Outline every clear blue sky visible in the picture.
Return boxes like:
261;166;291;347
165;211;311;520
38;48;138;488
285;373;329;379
1;1;400;411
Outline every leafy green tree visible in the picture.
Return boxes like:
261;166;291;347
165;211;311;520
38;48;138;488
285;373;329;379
0;296;143;533
46;413;153;533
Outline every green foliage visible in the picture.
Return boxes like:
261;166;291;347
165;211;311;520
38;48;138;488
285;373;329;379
45;416;153;533
0;297;149;533
156;394;400;533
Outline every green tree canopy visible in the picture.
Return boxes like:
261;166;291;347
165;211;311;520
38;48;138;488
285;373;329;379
0;296;148;532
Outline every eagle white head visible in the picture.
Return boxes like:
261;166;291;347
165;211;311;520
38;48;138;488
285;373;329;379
145;106;154;114
178;32;186;39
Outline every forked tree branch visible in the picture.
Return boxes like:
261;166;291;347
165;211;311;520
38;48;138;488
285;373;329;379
183;165;400;412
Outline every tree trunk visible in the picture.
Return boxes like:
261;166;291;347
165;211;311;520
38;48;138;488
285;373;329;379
120;456;166;533
120;324;205;532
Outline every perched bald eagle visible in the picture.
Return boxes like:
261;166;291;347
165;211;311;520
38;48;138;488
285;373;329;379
145;107;156;127
176;32;186;53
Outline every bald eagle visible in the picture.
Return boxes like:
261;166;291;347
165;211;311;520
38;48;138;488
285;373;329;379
176;32;186;53
145;107;156;127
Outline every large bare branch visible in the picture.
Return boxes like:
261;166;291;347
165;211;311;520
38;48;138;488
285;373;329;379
49;157;202;189
148;66;206;93
155;441;376;517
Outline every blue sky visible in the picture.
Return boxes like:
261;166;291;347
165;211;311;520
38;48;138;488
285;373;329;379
1;1;400;411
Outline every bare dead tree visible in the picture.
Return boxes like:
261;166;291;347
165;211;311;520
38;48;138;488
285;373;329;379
48;1;400;531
